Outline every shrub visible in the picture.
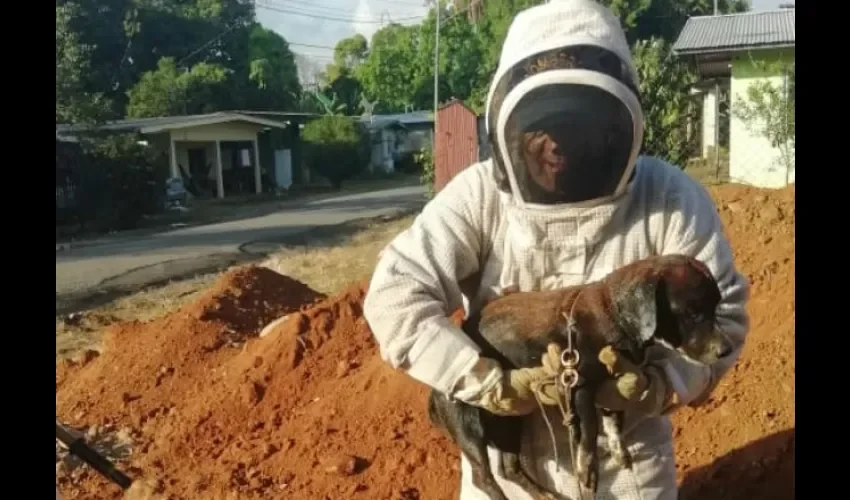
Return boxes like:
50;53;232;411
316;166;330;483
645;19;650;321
62;134;167;232
302;116;370;189
415;147;435;199
394;152;421;175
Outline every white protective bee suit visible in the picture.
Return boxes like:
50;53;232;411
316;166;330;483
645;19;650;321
363;1;750;499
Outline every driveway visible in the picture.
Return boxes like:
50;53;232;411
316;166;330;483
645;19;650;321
56;185;426;309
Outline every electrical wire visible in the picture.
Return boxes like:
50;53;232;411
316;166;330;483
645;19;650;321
266;0;423;18
255;1;425;24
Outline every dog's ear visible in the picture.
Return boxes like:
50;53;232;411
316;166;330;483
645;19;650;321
630;280;658;344
611;277;659;345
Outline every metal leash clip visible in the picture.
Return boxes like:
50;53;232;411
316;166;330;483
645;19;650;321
559;311;581;389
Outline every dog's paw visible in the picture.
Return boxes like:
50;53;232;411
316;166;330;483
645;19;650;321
604;428;633;470
579;465;598;494
612;445;633;470
575;448;599;493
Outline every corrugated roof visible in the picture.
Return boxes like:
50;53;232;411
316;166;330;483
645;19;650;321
361;116;406;131
57;113;223;134
358;111;433;131
672;9;795;55
56;112;290;136
369;111;433;125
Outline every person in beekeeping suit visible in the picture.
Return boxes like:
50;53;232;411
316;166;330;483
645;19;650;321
363;0;750;498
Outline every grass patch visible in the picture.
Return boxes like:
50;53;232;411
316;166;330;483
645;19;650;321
684;148;730;186
260;215;415;294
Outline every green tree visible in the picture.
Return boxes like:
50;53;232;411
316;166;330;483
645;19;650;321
356;5;489;112
600;0;749;44
56;0;304;118
418;6;489;110
356;24;424;112
56;3;112;124
733;60;795;184
415;147;436;199
244;25;302;110
326;33;369;82
126;57;231;117
301;117;371;189
319;35;370;116
632;38;698;167
56;0;140;118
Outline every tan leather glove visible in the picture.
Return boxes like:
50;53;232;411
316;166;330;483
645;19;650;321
457;344;564;416
595;346;674;417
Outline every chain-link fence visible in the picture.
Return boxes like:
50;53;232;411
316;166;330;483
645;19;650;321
647;62;795;189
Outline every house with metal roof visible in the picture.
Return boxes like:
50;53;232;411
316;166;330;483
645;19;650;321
56;112;311;199
673;7;795;188
358;111;434;174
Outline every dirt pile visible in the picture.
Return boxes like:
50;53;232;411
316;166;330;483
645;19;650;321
57;277;457;500
670;184;795;500
56;184;794;500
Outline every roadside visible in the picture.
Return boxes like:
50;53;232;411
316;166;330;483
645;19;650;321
56;212;416;358
56;184;425;302
56;174;420;251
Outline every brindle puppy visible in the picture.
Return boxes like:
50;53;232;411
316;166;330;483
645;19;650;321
428;254;732;500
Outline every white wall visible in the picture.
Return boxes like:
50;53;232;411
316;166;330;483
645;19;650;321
729;53;795;188
169;122;261;142
701;87;718;158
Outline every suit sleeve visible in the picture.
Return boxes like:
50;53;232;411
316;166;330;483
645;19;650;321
363;166;493;395
656;179;751;407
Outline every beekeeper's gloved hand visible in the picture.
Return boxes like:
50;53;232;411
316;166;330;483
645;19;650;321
595;346;673;418
452;344;564;416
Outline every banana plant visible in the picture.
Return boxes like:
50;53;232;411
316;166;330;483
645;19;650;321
312;90;347;116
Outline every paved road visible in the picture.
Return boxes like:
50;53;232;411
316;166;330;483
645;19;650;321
56;185;426;300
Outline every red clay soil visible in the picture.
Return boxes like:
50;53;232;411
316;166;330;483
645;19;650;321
671;185;795;500
56;184;794;500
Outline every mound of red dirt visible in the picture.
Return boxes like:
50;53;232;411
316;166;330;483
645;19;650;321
56;266;325;451
670;184;795;500
56;184;794;500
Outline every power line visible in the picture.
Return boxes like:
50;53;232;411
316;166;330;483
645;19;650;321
255;2;425;24
372;0;428;7
287;4;472;61
288;41;337;50
176;23;243;68
295;53;336;60
268;0;422;18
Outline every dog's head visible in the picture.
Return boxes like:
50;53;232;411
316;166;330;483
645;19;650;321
609;254;732;365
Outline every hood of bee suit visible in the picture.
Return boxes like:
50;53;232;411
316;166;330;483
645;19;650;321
484;0;645;209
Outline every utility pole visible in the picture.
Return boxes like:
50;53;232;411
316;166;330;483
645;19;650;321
713;0;720;180
433;0;440;126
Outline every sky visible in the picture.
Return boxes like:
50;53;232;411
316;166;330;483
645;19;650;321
255;0;429;84
256;0;790;83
